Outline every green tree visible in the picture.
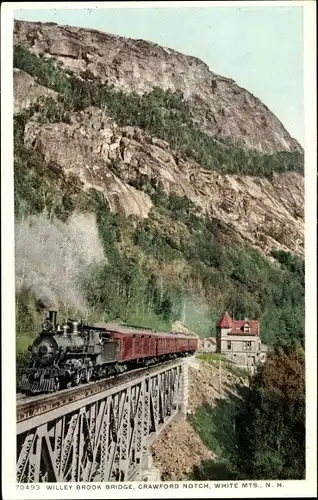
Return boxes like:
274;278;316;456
233;345;305;479
190;345;305;481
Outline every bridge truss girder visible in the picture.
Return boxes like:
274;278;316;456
17;362;186;482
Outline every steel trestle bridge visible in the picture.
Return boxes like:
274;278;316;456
16;358;189;482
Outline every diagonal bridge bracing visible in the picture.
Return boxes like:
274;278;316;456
16;359;189;482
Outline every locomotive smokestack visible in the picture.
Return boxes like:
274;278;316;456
49;311;57;330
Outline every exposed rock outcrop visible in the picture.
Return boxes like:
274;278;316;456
13;20;304;258
13;68;58;112
21;106;304;255
14;20;302;154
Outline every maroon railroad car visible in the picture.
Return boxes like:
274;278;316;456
93;323;198;364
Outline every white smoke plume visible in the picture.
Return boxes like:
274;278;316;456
15;212;106;315
179;295;218;338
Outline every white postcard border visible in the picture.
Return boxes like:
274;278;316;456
1;1;317;498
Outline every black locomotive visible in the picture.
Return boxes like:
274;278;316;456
20;311;121;393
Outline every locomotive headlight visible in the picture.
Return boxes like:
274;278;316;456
37;341;54;356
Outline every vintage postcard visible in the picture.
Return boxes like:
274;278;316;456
1;1;317;499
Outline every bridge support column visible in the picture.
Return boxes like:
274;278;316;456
136;453;161;481
178;361;189;419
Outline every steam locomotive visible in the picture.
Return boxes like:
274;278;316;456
19;311;199;394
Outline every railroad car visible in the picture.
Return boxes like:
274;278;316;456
19;311;199;394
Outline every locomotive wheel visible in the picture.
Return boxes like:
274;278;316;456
73;371;81;386
83;368;93;383
54;377;60;391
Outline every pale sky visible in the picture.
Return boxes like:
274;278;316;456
14;5;304;146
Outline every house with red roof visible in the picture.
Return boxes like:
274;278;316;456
216;311;267;369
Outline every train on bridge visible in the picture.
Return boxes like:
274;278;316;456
20;310;199;394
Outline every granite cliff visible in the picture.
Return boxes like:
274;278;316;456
14;20;302;154
13;20;305;345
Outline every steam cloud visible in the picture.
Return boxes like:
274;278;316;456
179;295;216;337
15;213;106;314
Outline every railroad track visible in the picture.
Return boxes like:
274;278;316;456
16;357;186;423
16;393;26;401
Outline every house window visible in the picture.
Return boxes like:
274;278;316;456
227;341;231;350
243;341;252;350
244;325;250;333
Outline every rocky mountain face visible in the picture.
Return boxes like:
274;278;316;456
20;100;303;257
13;21;304;257
14;20;302;154
13;20;305;346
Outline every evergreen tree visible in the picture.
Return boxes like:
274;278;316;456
232;345;305;479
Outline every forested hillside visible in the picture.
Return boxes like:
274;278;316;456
13;37;304;354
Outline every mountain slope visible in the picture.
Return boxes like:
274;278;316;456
20;104;303;256
13;20;305;347
14;19;302;154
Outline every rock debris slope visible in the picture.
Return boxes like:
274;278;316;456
151;358;244;481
